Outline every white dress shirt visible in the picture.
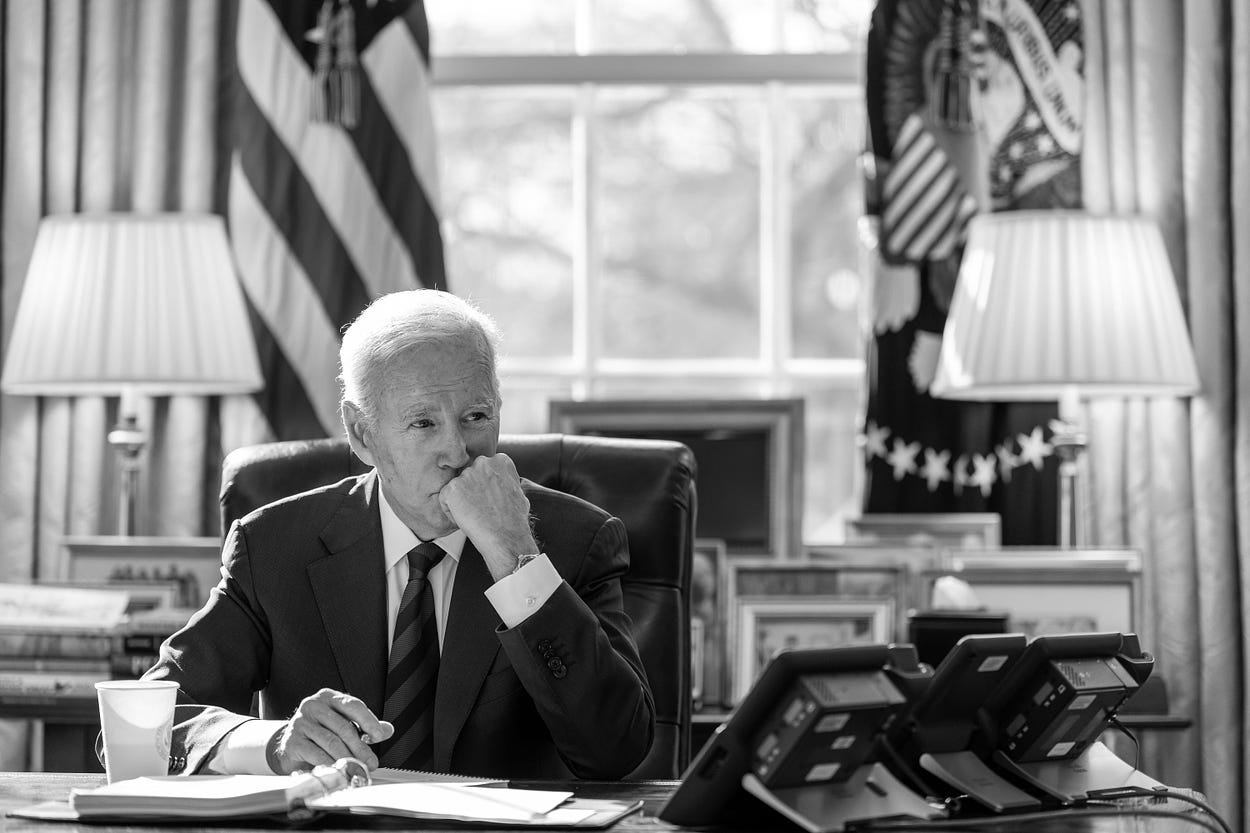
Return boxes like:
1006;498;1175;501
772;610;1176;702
213;482;561;774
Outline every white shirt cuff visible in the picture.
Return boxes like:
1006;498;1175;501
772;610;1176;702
211;718;286;774
484;554;562;629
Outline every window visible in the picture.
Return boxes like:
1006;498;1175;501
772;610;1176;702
427;0;873;545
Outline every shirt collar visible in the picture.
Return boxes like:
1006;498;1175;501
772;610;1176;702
376;480;465;572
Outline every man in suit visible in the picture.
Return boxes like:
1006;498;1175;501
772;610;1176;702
144;290;654;779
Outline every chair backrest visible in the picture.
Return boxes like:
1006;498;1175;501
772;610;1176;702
219;433;696;779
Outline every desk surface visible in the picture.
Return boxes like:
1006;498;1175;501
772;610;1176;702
0;771;1213;833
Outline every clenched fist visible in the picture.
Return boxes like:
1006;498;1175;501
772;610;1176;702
439;453;540;582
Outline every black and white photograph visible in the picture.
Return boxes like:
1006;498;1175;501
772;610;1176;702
0;0;1242;826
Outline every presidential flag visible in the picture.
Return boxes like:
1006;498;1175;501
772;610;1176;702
229;0;445;440
861;0;1083;543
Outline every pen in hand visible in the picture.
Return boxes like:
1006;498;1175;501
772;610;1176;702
357;720;394;745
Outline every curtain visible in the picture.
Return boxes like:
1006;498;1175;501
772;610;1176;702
1082;0;1247;823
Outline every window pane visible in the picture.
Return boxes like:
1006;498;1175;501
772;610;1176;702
596;88;762;359
782;0;874;53
426;0;575;55
788;91;865;360
433;89;575;358
499;381;575;435
591;0;774;53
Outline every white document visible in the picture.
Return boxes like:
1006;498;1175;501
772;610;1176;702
308;783;576;823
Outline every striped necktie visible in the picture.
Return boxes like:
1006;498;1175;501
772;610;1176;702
377;541;446;768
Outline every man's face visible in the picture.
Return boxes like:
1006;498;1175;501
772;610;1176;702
345;338;500;539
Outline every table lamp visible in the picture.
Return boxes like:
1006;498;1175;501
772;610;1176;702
929;211;1200;547
0;213;264;535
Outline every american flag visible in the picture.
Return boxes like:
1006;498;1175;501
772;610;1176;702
229;0;445;440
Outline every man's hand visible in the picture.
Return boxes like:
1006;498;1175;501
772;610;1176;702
267;689;394;774
439;453;539;582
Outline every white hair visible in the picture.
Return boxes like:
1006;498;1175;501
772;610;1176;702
338;290;502;428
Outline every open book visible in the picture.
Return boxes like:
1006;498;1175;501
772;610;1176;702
11;759;642;829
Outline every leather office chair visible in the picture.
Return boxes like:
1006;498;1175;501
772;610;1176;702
219;433;696;779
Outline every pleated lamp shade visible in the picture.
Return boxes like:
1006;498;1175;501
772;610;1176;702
1;213;263;396
930;211;1200;402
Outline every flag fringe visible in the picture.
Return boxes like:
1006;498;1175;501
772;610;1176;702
309;0;359;128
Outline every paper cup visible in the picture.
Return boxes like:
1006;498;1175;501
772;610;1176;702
95;680;179;783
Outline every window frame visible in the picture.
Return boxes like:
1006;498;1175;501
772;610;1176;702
429;53;866;396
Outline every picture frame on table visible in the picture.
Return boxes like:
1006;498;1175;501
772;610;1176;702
724;558;904;704
845;513;1002;549
939;547;1142;573
690;538;729;710
804;544;945;614
732;598;893;703
924;547;1142;638
62;536;222;610
726;557;908;605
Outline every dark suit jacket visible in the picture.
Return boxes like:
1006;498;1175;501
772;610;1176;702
146;472;654;779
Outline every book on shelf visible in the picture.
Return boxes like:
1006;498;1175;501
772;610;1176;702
10;758;644;829
0;627;117;660
109;606;199;678
0;656;111;674
0;669;106;698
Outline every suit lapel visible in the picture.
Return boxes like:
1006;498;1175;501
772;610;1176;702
433;540;502;770
308;474;389;713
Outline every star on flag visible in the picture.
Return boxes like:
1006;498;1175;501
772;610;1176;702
886;438;921;480
862;421;890;459
996;442;1020;483
920;448;952;492
970;453;997;497
862;422;1052;496
1017;427;1053;470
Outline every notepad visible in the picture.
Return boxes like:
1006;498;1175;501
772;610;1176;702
10;758;643;829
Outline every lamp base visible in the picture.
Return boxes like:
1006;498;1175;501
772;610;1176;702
1050;418;1087;549
106;413;146;537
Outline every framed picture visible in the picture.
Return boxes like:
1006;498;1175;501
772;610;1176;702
733;598;893;702
804;544;944;615
845;513;1002;549
549;398;804;557
724;558;904;704
690;617;705;707
690;538;728;710
941;547;1142;572
924;547;1142;638
63;536;222;610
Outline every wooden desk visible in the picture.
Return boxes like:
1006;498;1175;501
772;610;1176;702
0;771;1216;832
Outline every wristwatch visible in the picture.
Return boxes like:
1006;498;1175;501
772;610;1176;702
512;553;541;575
